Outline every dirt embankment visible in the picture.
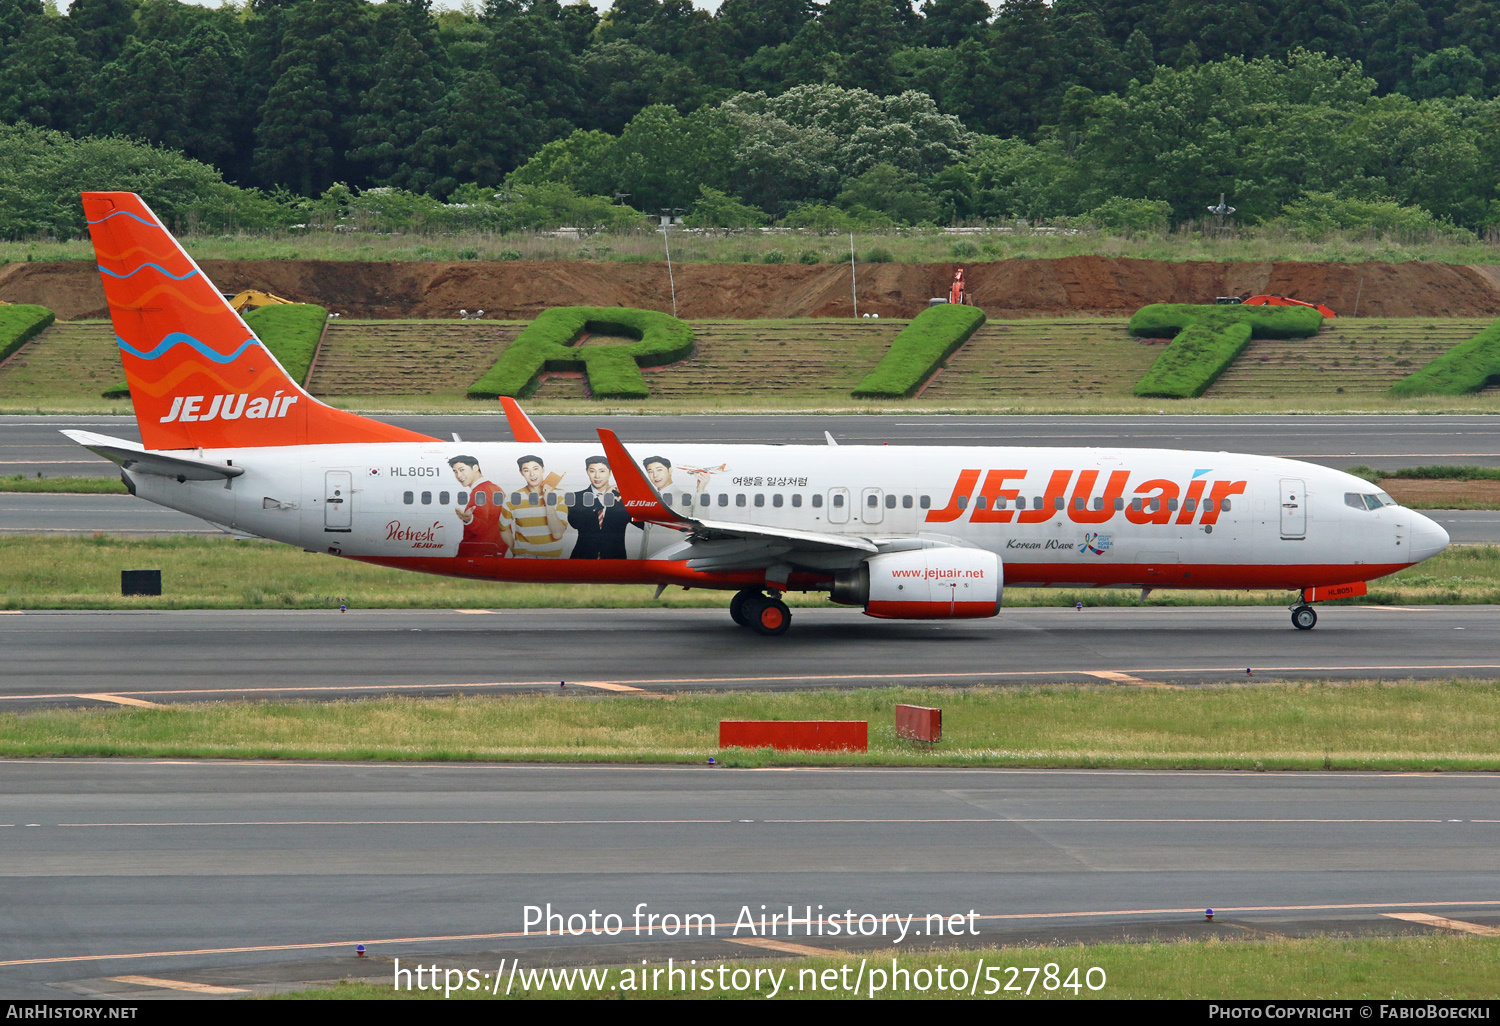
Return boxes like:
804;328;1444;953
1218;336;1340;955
3;256;1498;321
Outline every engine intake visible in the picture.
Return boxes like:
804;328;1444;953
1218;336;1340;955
831;548;1001;619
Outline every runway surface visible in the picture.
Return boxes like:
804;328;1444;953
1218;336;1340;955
5;605;1500;711
8;413;1500;477
1;761;1496;998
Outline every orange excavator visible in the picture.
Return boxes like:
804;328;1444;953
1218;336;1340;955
1218;294;1337;318
930;268;969;306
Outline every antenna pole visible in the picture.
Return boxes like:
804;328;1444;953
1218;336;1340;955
661;213;678;319
850;232;858;319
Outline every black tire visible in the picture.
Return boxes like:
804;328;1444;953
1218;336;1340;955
1291;605;1317;630
752;598;792;636
730;588;761;628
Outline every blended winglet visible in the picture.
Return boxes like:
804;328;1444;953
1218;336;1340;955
500;397;546;443
596;428;692;528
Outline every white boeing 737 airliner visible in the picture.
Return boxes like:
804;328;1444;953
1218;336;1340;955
66;192;1449;635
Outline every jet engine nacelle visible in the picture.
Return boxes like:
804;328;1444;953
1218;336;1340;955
831;548;1002;619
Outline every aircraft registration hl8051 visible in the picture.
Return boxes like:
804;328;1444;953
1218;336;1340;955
68;192;1450;635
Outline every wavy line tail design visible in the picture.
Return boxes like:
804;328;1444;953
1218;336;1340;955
82;192;433;450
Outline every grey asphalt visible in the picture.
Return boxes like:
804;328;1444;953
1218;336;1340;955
8;413;1500;478
1;761;1497;998
4;606;1500;712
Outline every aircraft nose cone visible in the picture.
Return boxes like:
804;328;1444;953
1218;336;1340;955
1408;511;1450;562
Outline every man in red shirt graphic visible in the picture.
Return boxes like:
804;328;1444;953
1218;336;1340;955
448;455;506;557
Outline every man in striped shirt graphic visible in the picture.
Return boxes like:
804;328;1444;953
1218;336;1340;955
500;454;567;558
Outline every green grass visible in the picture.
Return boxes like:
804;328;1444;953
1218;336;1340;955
2;536;1496;611
0;304;53;364
7;679;1500;770
277;935;1500;1000
6;223;1500;266
7;316;1500;414
244;303;328;385
1391;317;1500;397
0;474;125;492
1131;305;1325;399
467;307;694;400
852;304;986;398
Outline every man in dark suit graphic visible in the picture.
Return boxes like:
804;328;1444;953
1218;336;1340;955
567;455;633;559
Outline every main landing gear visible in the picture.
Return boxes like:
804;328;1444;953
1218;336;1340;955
1291;604;1318;630
731;588;792;636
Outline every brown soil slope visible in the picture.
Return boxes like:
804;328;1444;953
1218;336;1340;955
3;256;1497;321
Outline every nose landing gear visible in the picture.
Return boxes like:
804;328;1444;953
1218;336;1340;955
1291;605;1318;630
731;587;792;636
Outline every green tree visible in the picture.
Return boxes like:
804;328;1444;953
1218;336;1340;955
417;69;536;196
920;0;988;47
0;0;40;45
837;161;939;222
66;0;132;63
0;17;94;133
684;185;767;226
347;28;444;190
1408;45;1485;98
251;0;375;194
717;0;816;59
508;128;620;196
822;0;900;94
613;103;736;210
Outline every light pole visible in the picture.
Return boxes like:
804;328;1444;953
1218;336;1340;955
1207;194;1236;235
660;208;685;318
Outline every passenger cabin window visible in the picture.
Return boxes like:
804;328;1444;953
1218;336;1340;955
1202;499;1213;512
1113;497;1124;510
956;496;968;509
902;495;912;509
1221;499;1233;511
475;491;487;506
974;496;987;510
1131;498;1142;511
736;494;747;507
403;491;414;505
663;493;674;506
421;491;432;505
866;494;878;508
885;494;896;509
718;493;729;507
1167;498;1178;511
456;491;468;505
812;494;824;508
831;494;844;508
791;494;802;508
754;494;765;507
581;491;595;507
772;494;783;508
1053;496;1065;510
919;496;930;509
439;491;450;505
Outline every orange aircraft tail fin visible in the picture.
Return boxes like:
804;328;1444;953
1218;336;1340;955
83;192;433;451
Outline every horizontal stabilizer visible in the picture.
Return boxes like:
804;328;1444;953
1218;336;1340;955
61;429;243;481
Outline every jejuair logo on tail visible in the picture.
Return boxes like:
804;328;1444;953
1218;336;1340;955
159;392;300;423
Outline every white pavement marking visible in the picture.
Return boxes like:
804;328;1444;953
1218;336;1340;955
1383;912;1500;937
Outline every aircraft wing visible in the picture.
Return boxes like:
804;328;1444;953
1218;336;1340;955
61;429;244;481
597;428;877;557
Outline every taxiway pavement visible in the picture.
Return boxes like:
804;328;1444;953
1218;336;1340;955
7;413;1500;478
4;605;1499;711
0;760;1496;998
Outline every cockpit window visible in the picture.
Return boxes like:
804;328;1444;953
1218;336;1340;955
1346;491;1397;511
